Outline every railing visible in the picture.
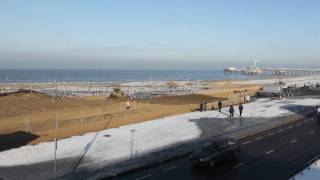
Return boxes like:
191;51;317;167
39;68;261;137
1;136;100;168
287;113;320;180
0;105;151;134
288;148;320;180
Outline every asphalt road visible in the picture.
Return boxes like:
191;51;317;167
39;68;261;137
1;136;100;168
107;116;320;180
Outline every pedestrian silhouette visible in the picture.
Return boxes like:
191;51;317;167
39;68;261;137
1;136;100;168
229;105;234;117
218;100;223;112
199;102;204;112
239;103;244;117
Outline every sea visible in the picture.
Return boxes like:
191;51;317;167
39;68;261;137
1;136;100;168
0;69;260;83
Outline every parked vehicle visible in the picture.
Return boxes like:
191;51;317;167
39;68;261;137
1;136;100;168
259;81;288;96
190;137;240;168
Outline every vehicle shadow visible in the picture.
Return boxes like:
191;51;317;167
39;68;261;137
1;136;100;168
188;151;296;180
190;158;239;175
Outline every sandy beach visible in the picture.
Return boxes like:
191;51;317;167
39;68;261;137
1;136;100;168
1;75;319;146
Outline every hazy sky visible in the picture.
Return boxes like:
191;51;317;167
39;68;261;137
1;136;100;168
0;0;319;69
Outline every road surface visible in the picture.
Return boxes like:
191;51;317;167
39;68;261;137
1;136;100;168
107;117;320;180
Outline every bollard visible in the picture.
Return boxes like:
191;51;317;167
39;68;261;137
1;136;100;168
54;138;57;179
25;116;29;132
80;109;84;125
25;117;32;133
55;113;59;129
29;121;32;133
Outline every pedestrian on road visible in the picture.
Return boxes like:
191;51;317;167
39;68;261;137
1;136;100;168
211;104;215;111
229;105;234;117
239;103;244;117
218;100;223;112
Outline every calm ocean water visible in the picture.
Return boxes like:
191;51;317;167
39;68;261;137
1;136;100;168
0;69;253;83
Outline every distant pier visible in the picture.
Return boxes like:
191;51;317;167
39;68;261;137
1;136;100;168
260;68;320;76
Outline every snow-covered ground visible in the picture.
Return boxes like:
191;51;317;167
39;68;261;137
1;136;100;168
292;158;320;180
2;75;320;98
0;97;320;180
0;80;203;98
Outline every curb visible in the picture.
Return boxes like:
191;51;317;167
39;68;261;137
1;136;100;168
234;110;314;140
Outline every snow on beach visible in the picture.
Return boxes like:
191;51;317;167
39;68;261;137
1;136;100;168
1;75;320;98
1;97;320;180
0;80;203;98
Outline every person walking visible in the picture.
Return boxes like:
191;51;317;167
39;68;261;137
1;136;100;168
239;103;244;117
204;102;207;111
229;105;234;117
199;102;204;112
218;100;223;112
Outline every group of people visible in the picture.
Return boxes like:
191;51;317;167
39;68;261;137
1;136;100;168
220;100;244;117
196;100;244;117
228;103;244;117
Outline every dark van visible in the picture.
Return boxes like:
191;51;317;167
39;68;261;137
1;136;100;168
190;137;240;168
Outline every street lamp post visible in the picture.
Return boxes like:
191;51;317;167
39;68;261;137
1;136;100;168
54;138;57;179
130;129;136;159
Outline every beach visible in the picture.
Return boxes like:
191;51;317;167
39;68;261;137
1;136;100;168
0;75;319;146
